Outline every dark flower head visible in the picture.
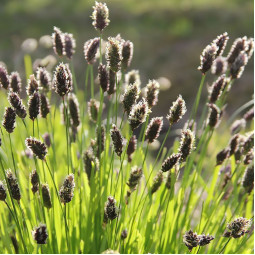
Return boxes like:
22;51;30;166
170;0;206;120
125;70;141;87
84;38;100;65
98;64;109;92
165;171;171;189
223;217;251;238
8;91;27;119
198;43;218;74
68;93;80;127
88;99;99;123
212;32;229;57
206;103;221;128
126;166;143;193
246;37;254;59
9;72;22;94
228;134;240;156
208;75;226;103
242;164;254;193
167;95;187;126
2;107;16;133
0;181;7;201
145;117;163;144
30;169;39;194
25;137;47;160
6;169;21;202
230;51;248;79
161;153;181;172
36;67;52;92
211;56;228;75
216;148;230;166
128;98;150;130
243;132;254;154
145;80;160;108
42;133;51;148
122;40;133;70
59;174;75;204
26;74;39;96
83;147;99;181
227;37;248;65
198;234;214;246
183;230;199;251
104;196;118;223
53;63;72;97
107;69;116;95
64;33;76;59
127;135;137;162
52;26;65;57
122;82;140;115
178;129;196;163
231;119;246;135
243;149;254;165
121;229;128;240
28;92;40;120
96;125;105;156
243;107;254;122
0;65;9;89
106;37;123;73
40;93;50;118
42;184;52;209
32;224;48;244
92;1;110;32
151;170;163;194
110;124;124;157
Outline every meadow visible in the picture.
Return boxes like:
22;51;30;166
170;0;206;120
0;2;254;254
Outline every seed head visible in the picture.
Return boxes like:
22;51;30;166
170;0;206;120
230;51;248;79
83;148;99;181
127;135;137;162
88;99;99;123
2;107;16;133
52;26;65;57
223;217;251;238
125;70;141;87
161;153;181;172
246;37;254;59
25;137;47;160
107;69;116;95
96;125;105;156
92;1;110;32
198;234;214;246
122;82;140;115
0;181;7;201
30;170;39;193
227;37;248;65
53;63;73;97
0;65;9;89
98;64;109;92
110;124;124;157
198;43;218;74
126;166;143;193
145;117;163;144
122;40;133;70
167;95;187;126
216;148;230;166
104;196;118;223
242;164;254;193
106;37;123;73
145;80;160;108
128;98;150;130
178;129;196;162
206;103;221;128
183;230;199;251
243;149;253;165
42;184;52;209
64;33;76;59
9;72;22;94
243;107;254;122
28;92;40;120
26;74;39;96
211;56;228;75
231;119;246;135
36;67;52;92
151;170;163;194
208;75;227;103
6;169;21;202
243;132;254;154
84;38;100;65
68;93;80;127
212;32;229;57
59;174;75;204
40;93;50;118
121;229;128;240
228;134;240;156
32;224;48;244
8;91;27;119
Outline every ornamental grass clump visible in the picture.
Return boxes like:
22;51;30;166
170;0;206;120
0;2;253;254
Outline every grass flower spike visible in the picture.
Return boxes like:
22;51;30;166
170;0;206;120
92;1;110;32
59;174;75;204
25;137;47;160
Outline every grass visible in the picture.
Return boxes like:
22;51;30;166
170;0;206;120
0;2;254;254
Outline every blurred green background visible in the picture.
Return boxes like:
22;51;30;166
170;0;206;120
0;0;253;122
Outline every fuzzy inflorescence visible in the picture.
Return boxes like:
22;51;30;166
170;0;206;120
59;174;75;204
25;137;47;160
